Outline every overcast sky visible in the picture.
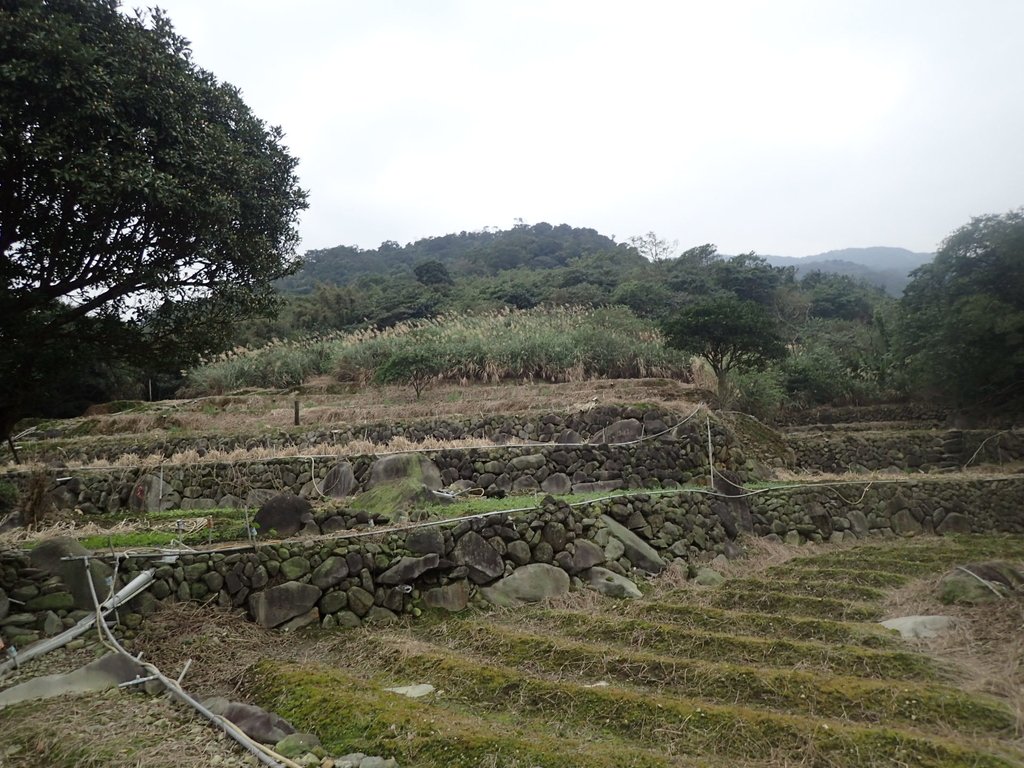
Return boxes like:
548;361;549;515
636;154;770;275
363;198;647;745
136;1;1023;258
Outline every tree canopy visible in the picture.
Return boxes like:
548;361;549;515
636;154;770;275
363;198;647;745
0;0;307;438
662;296;787;403
898;209;1024;408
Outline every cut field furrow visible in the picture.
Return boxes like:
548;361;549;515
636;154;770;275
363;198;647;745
413;622;1015;734
784;539;1024;574
247;661;697;768
274;652;1018;768
504;611;944;681
620;602;899;647
760;566;912;588
694;588;882;621
713;578;888;602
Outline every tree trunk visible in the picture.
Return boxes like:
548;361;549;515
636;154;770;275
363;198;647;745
715;368;731;407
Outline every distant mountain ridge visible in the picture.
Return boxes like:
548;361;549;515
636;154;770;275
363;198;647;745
283;227;934;298
762;247;934;295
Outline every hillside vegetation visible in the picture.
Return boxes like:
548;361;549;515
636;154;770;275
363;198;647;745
181;306;686;395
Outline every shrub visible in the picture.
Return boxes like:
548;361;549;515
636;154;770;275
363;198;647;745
731;369;786;422
181;307;689;395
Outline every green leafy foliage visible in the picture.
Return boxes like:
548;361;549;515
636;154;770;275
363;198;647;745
374;341;448;399
0;0;307;438
897;209;1024;408
730;368;786;422
0;480;18;516
663;296;787;403
182;306;687;395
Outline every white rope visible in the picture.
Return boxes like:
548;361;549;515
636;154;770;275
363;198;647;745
961;430;1011;470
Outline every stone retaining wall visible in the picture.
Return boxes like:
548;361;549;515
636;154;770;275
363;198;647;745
3;420;748;515
2;476;1021;649
12;406;679;465
779;404;951;427
788;429;1024;473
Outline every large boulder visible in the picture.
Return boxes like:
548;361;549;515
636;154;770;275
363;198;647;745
599;515;665;574
584;567;642;599
936;512;972;535
509;453;546;471
422;580;471;612
570;539;605;573
0;653;146;706
378;553;440;585
203;697;296;744
880;615;956;640
540;473;572;495
710;471;753;539
350;478;451;523
311;556;350;590
405;527;446;556
555;429;583;444
322;461;357;498
590;418;643;445
479;563;569;606
28;537;112;611
128;474;172;514
248;582;322;628
937;562;1023;604
367;453;442;490
253;494;313;538
451;531;505;584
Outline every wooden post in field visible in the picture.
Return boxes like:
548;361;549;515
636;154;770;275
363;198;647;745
293;398;300;426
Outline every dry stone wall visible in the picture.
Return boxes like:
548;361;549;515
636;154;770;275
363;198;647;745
2;476;1020;648
12;406;679;465
4;420;747;515
779;404;951;427
788;429;1024;473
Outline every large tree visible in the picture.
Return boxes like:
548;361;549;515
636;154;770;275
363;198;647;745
0;0;307;440
663;295;787;403
898;209;1024;409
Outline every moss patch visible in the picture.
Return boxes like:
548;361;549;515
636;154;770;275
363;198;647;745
523;610;943;681
255;655;1017;768
624;602;897;647
408;622;1015;734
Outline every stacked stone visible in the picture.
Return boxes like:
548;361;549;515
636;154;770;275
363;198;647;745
3;477;1023;641
10;405;680;465
15;417;751;515
0;551;88;649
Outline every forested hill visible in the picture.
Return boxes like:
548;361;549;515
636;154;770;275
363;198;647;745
762;247;934;295
282;227;933;297
277;223;634;292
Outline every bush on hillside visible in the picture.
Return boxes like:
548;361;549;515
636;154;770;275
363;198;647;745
179;306;688;396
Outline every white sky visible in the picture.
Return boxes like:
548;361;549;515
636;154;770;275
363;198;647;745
136;1;1024;257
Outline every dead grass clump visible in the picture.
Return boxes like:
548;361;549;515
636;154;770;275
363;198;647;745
19;471;52;528
883;574;1024;737
14;378;703;448
0;691;249;768
0;515;135;548
129;601;275;697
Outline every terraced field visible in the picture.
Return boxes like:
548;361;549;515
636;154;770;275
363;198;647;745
246;536;1024;768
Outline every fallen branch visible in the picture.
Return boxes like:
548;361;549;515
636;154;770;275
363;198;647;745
83;562;301;768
